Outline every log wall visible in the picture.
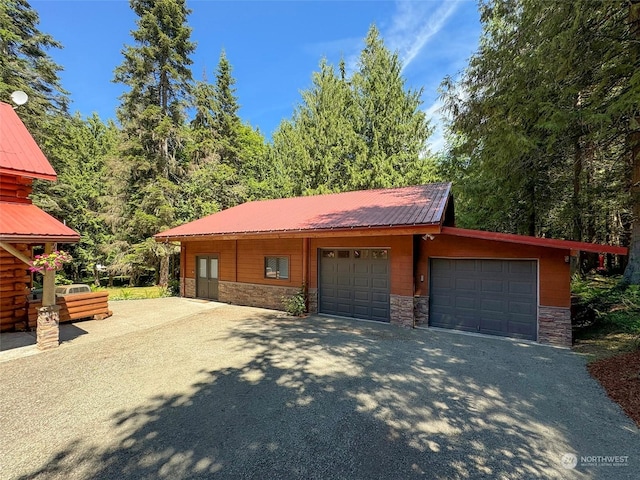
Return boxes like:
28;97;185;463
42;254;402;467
0;244;31;332
27;291;111;328
0;175;32;204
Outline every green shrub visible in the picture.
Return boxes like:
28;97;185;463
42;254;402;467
283;286;307;316
572;274;640;334
167;279;180;296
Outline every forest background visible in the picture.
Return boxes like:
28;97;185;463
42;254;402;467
2;0;639;288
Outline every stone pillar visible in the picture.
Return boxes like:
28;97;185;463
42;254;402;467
37;305;60;350
390;294;414;328
308;288;318;314
414;296;429;326
184;278;196;298
538;306;572;347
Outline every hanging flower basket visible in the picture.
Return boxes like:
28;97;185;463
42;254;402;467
29;250;73;274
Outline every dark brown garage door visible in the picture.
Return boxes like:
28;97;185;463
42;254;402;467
429;258;537;340
319;249;390;322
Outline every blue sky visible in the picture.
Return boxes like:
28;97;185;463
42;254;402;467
30;0;481;151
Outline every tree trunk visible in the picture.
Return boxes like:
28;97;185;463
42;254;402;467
573;135;583;241
527;181;536;236
623;128;640;283
623;1;640;284
159;247;170;288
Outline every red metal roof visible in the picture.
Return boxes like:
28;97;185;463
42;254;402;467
0;102;57;181
441;227;628;255
0;202;80;243
156;183;452;240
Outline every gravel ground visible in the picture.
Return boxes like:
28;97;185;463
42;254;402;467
0;301;637;480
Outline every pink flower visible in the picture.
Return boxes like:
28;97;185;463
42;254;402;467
29;250;73;273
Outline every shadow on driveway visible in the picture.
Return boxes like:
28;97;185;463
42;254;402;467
6;307;638;479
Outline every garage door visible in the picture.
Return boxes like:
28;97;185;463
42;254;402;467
319;249;390;322
429;259;537;340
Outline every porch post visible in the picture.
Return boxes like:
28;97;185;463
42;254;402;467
37;243;60;350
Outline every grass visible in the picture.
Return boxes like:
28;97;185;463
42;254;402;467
93;285;172;301
572;274;640;361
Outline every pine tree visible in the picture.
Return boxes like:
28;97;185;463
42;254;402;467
32;115;119;283
441;0;631;249
271;26;437;196
272;59;364;195
212;50;241;168
623;0;640;283
113;0;195;287
186;50;269;210
0;0;68;130
351;25;434;189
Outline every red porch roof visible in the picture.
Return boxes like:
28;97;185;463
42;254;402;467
156;183;452;240
0;203;80;243
0;102;57;181
441;227;628;255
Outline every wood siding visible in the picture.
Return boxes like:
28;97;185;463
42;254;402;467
183;238;304;289
416;235;570;307
28;291;111;326
184;240;237;282
182;235;413;297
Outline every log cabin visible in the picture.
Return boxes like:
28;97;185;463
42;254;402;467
0;101;80;332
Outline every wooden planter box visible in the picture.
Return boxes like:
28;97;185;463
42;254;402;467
28;291;112;329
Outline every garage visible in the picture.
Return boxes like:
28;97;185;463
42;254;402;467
319;249;390;322
429;258;538;340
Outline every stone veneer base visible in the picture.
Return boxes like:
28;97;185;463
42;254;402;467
308;288;318;314
390;294;414;328
538;305;572;347
218;281;300;311
414;296;429;327
183;278;195;298
37;305;60;350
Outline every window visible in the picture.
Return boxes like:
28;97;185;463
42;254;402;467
265;256;289;280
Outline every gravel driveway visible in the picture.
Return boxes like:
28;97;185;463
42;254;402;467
0;299;637;479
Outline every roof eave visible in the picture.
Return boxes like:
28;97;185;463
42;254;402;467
0;166;57;182
0;234;81;244
441;227;628;255
155;223;442;242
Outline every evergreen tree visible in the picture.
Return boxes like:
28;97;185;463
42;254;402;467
185;50;268;213
113;0;195;287
32;114;119;283
271;26;438;196
623;0;640;283
441;0;632;251
0;0;68;130
212;50;242;170
273;59;364;196
351;25;435;188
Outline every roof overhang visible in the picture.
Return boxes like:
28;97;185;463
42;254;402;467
0;203;80;244
155;223;442;242
441;227;628;255
0;166;56;182
0;234;80;244
0;102;58;181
